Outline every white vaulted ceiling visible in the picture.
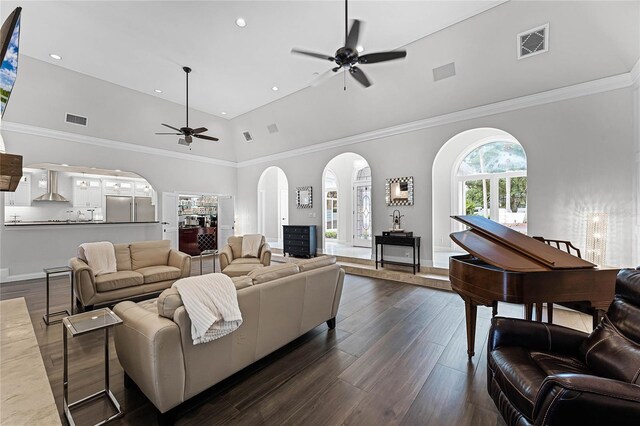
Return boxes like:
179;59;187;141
1;0;504;119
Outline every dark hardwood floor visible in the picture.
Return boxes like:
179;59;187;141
0;257;592;425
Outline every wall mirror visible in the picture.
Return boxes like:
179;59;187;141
296;186;313;208
386;176;414;206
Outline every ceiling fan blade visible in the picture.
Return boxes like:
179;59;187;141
345;19;362;51
192;127;208;134
155;132;182;135
349;66;372;88
161;123;182;132
358;50;407;64
310;68;338;87
291;48;335;61
194;134;219;142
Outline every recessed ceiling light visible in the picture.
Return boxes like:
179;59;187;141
235;17;246;27
221;112;227;115
61;164;69;167
49;53;62;60
356;45;364;53
154;89;163;93
115;169;121;172
272;86;279;91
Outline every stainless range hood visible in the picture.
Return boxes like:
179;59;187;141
33;170;69;202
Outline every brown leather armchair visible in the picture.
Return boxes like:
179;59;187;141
487;267;640;426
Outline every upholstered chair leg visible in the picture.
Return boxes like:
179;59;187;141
123;372;135;389
327;317;336;329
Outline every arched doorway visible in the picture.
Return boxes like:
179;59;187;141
322;153;372;259
432;128;527;267
257;166;289;248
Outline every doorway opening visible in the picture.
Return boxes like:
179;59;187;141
257;166;289;248
322;153;372;259
432;128;527;268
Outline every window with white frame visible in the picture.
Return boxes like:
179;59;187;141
457;141;528;233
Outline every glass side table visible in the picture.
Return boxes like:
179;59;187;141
63;308;123;426
43;266;74;325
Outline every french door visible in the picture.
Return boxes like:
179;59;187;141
353;182;372;247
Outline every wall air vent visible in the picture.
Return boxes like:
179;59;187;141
267;123;279;134
432;62;456;82
517;23;549;60
242;130;254;142
65;113;88;126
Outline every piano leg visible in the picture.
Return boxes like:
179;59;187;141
524;304;533;321
491;301;498;317
593;310;604;330
547;303;554;324
535;304;543;322
464;301;477;360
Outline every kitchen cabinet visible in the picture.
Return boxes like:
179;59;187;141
104;180;133;196
73;179;102;208
4;175;31;206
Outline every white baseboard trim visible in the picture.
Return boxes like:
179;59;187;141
1;271;45;283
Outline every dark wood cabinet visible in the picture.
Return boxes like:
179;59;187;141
283;225;317;258
179;226;217;256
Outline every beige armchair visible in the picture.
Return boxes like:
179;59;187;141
219;235;271;277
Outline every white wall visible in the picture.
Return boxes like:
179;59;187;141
236;87;637;267
0;57;238;280
256;166;288;241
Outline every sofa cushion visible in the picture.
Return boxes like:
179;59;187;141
248;263;299;285
137;266;182;284
231;258;263;265
297;255;336;272
232;276;253;290
95;271;144;292
130;240;171;270
228;236;244;259
223;263;264;278
113;243;132;271
488;346;590;421
157;287;183;319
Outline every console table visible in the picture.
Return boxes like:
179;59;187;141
374;234;421;274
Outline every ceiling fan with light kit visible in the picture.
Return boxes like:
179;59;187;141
155;66;219;148
291;0;407;89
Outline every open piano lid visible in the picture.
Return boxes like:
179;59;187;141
450;215;595;272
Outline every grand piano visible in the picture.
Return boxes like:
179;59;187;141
448;215;618;359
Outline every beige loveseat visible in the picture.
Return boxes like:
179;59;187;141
69;240;191;310
219;235;272;277
113;256;342;419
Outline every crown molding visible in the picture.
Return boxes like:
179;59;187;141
236;70;636;167
0;122;238;168
1;65;637;170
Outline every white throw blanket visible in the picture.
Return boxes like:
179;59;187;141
242;234;262;258
80;242;117;276
172;274;243;345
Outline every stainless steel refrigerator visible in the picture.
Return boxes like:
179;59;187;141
134;197;155;222
106;196;132;222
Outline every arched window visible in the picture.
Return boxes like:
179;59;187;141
457;141;527;233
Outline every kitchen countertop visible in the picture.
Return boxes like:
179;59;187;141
4;220;160;226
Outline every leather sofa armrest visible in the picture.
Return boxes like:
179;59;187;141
69;257;96;307
260;243;272;267
168;250;191;278
112;301;186;413
220;245;233;271
489;317;588;356
533;374;640;426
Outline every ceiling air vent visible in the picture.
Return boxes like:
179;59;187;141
267;123;279;134
242;131;254;142
432;62;456;82
65;113;88;126
517;23;549;60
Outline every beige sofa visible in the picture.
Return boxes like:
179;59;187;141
219;235;272;277
69;240;191;310
113;256;342;419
